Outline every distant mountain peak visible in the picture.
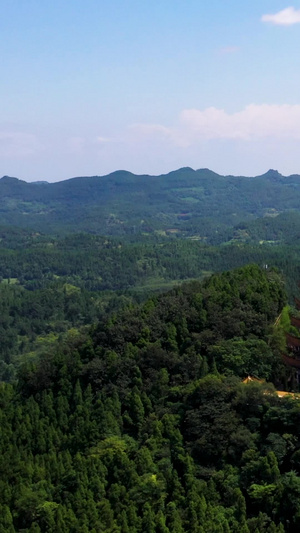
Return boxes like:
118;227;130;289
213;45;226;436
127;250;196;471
266;168;281;175
260;169;282;178
1;175;18;181
166;167;195;176
177;166;195;172
197;168;223;178
109;170;135;177
0;175;28;185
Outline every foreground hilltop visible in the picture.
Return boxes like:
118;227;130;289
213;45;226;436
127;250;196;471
0;264;291;532
1;167;300;237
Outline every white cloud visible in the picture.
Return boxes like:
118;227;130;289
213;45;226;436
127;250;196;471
0;132;41;157
179;104;300;141
130;104;300;147
261;6;300;25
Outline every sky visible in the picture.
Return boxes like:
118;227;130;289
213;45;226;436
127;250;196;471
1;1;300;181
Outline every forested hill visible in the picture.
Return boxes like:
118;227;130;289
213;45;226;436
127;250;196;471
2;168;300;237
0;264;292;532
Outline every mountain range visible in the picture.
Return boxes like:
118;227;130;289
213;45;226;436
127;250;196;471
1;167;300;239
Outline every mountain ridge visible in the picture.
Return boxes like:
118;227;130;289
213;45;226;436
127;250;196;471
1;167;300;237
0;167;298;184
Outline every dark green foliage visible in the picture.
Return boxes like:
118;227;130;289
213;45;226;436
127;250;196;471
0;264;295;531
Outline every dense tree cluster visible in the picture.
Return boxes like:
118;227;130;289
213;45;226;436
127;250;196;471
2;227;300;384
1;228;300;293
1;264;297;532
3;170;300;531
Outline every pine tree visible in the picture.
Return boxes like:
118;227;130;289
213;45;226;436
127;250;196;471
142;503;156;533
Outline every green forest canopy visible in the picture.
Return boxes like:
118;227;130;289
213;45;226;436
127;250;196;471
0;264;297;532
2;168;300;238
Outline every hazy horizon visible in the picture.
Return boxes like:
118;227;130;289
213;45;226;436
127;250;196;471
0;166;291;185
2;1;300;182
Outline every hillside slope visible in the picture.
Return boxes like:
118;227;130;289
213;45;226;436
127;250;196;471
1;168;300;237
0;264;291;532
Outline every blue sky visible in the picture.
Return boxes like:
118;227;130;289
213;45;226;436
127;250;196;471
1;1;300;181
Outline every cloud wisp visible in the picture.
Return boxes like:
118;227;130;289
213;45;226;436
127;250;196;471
261;6;300;26
0;131;41;158
130;104;300;147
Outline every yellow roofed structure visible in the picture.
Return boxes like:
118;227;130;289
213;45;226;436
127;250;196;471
242;376;300;399
242;376;264;384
